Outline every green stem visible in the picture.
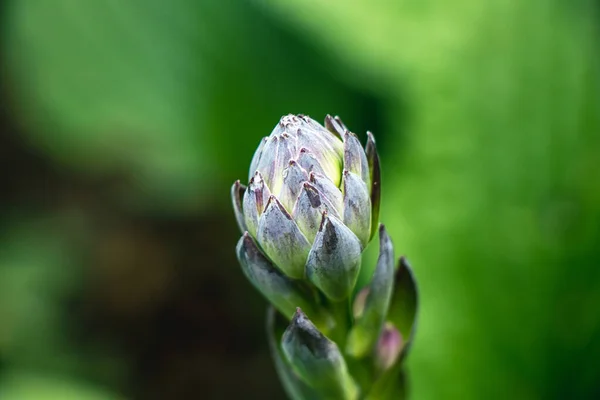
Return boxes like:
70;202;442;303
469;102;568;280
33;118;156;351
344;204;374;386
328;298;353;349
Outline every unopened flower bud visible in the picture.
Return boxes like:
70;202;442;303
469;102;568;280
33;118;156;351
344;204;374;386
375;323;404;371
233;114;418;399
346;225;395;357
282;308;359;400
232;114;382;301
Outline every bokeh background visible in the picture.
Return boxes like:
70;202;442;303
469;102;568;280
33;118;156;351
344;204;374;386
0;0;599;399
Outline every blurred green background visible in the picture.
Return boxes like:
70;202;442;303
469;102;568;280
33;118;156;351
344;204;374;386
0;0;599;399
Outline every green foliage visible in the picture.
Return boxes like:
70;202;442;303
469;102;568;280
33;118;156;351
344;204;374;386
0;372;121;400
3;0;372;213
260;0;600;398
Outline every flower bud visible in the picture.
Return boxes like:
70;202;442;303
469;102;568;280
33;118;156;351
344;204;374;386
282;308;359;400
232;114;381;301
234;114;419;400
375;323;403;372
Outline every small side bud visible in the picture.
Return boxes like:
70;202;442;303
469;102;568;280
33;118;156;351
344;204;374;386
387;256;419;355
375;322;403;372
346;225;395;357
282;308;359;400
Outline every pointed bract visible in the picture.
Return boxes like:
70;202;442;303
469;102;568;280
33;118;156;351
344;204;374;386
236;233;325;323
256;135;280;193
306;213;362;301
231;180;247;233
257;196;311;279
293;182;326;243
270;116;288;136
346;225;395;357
334;116;348;132
366;131;381;241
282;308;359;400
297;129;342;187
324;114;344;139
243;171;271;237
282;131;298;157
301;115;345;156
249;137;268;181
279;160;308;212
271;134;294;195
343;131;370;186
297;148;327;177
309;172;343;218
342;170;372;248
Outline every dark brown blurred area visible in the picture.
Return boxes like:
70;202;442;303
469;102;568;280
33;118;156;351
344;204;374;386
0;93;285;399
